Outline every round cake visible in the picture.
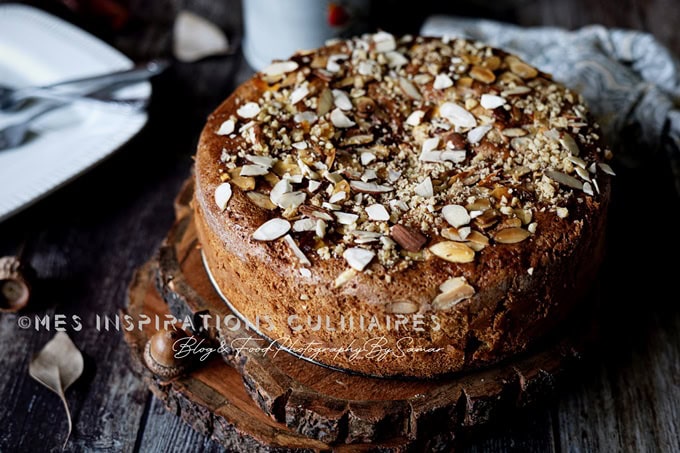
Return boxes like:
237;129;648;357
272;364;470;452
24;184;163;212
194;32;613;378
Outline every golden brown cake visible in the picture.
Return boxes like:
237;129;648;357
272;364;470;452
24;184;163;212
194;32;613;378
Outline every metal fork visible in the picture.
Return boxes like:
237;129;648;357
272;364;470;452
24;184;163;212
0;97;146;151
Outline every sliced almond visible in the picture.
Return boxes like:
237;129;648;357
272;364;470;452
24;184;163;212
598;162;616;176
330;108;356;128
583;182;594;196
317;88;334;116
353;230;382;243
390;224;427;252
440;102;476;128
292;218;317;232
216;119;235;135
343;247;375;271
240;165;269;176
373;31;396;53
413;73;433;85
300;205;334;221
514;208;533;225
429;241;475;263
545;170;584;190
252;218;290;241
420;137;438;155
366;203;390;221
283;234;311;265
247;191;276;210
237;102;260;119
465;230;489;251
441;226;471;242
385;51;408;68
480;94;506;109
466;198;491;212
326;54;347;73
308;180;322;192
432;278;475;311
405;110;425;126
289;85;309;104
399;77;421;100
350;181;393;193
360;151;376;166
294;111;318;124
386;301;419;314
335;211;359;225
269;179;292;205
575;166;591;181
439;276;467;293
245;155;275;168
470;65;496;84
441;150;466;163
433;74;454;90
468;125;492;144
334;268;357;288
277;191;306;209
508;60;538;79
262;60;298;77
502;128;527;137
501;86;532;96
559;133;580;156
332;89;353;111
473;209;499;229
342;134;374;146
493;227;531;244
442;204;471;227
214;183;232;211
228;168;256;190
414;177;433;198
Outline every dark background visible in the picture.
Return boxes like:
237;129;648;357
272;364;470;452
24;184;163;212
1;0;679;451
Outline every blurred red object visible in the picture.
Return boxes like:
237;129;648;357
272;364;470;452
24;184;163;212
58;0;130;30
327;2;350;27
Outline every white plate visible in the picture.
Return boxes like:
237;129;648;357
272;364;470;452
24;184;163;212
0;4;150;222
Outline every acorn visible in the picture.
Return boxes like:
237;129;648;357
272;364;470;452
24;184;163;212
0;256;31;313
143;328;191;379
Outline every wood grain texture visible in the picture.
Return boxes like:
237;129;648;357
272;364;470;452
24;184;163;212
0;0;679;451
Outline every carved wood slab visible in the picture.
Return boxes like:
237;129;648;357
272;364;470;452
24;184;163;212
124;263;425;451
144;178;593;447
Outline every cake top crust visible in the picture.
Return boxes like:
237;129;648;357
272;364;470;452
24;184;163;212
203;32;613;297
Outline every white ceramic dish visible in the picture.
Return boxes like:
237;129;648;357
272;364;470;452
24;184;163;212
0;4;150;222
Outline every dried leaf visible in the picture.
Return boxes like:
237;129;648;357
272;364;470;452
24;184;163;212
29;332;84;449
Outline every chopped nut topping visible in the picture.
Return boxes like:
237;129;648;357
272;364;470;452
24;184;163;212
213;33;613;271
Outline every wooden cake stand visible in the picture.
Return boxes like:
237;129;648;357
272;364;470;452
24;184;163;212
122;179;592;451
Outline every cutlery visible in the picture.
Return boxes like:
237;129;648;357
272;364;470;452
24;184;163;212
0;97;146;151
0;59;169;111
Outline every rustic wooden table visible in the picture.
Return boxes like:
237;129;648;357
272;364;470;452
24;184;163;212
1;1;679;451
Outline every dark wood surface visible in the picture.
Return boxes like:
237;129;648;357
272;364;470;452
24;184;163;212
1;0;679;451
